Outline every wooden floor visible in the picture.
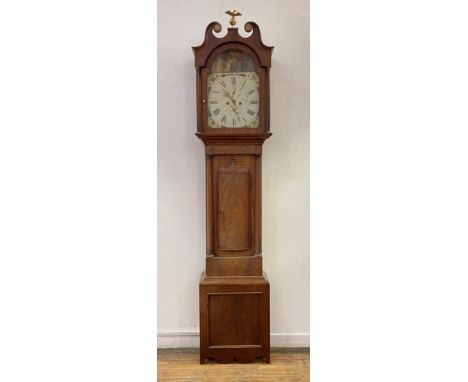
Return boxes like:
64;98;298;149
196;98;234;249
157;348;310;382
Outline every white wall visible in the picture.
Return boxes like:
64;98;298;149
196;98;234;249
158;0;309;347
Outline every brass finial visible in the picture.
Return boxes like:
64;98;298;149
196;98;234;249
225;10;242;27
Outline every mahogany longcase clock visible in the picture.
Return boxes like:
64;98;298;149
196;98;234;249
193;12;273;364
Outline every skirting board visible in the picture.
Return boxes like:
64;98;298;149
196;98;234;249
158;331;309;348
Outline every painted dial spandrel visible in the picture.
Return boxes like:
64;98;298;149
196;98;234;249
208;72;260;128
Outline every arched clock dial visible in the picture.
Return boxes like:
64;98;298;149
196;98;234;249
207;72;260;128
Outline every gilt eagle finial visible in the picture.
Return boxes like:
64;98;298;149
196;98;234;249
225;10;242;27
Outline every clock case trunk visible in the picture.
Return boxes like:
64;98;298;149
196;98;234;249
193;22;273;364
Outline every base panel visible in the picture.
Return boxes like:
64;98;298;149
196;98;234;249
199;272;270;364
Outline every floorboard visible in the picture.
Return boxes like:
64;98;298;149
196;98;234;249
157;348;310;382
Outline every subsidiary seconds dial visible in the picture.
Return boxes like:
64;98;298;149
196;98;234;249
207;72;260;128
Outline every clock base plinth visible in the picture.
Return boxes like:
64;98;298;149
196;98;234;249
199;272;270;364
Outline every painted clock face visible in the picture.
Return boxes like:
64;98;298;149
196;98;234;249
207;72;260;128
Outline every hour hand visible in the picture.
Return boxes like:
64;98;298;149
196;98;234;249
229;102;239;115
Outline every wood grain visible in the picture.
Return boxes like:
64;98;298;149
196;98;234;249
205;254;262;276
209;293;261;346
157;348;310;382
217;165;250;250
212;155;256;257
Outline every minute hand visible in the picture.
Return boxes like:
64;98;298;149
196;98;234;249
222;89;234;101
240;79;247;90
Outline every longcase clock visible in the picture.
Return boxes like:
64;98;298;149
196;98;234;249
193;12;274;364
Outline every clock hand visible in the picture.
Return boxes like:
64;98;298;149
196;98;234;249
229;102;239;115
228;100;242;124
222;89;232;99
223;90;239;112
221;88;243;122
